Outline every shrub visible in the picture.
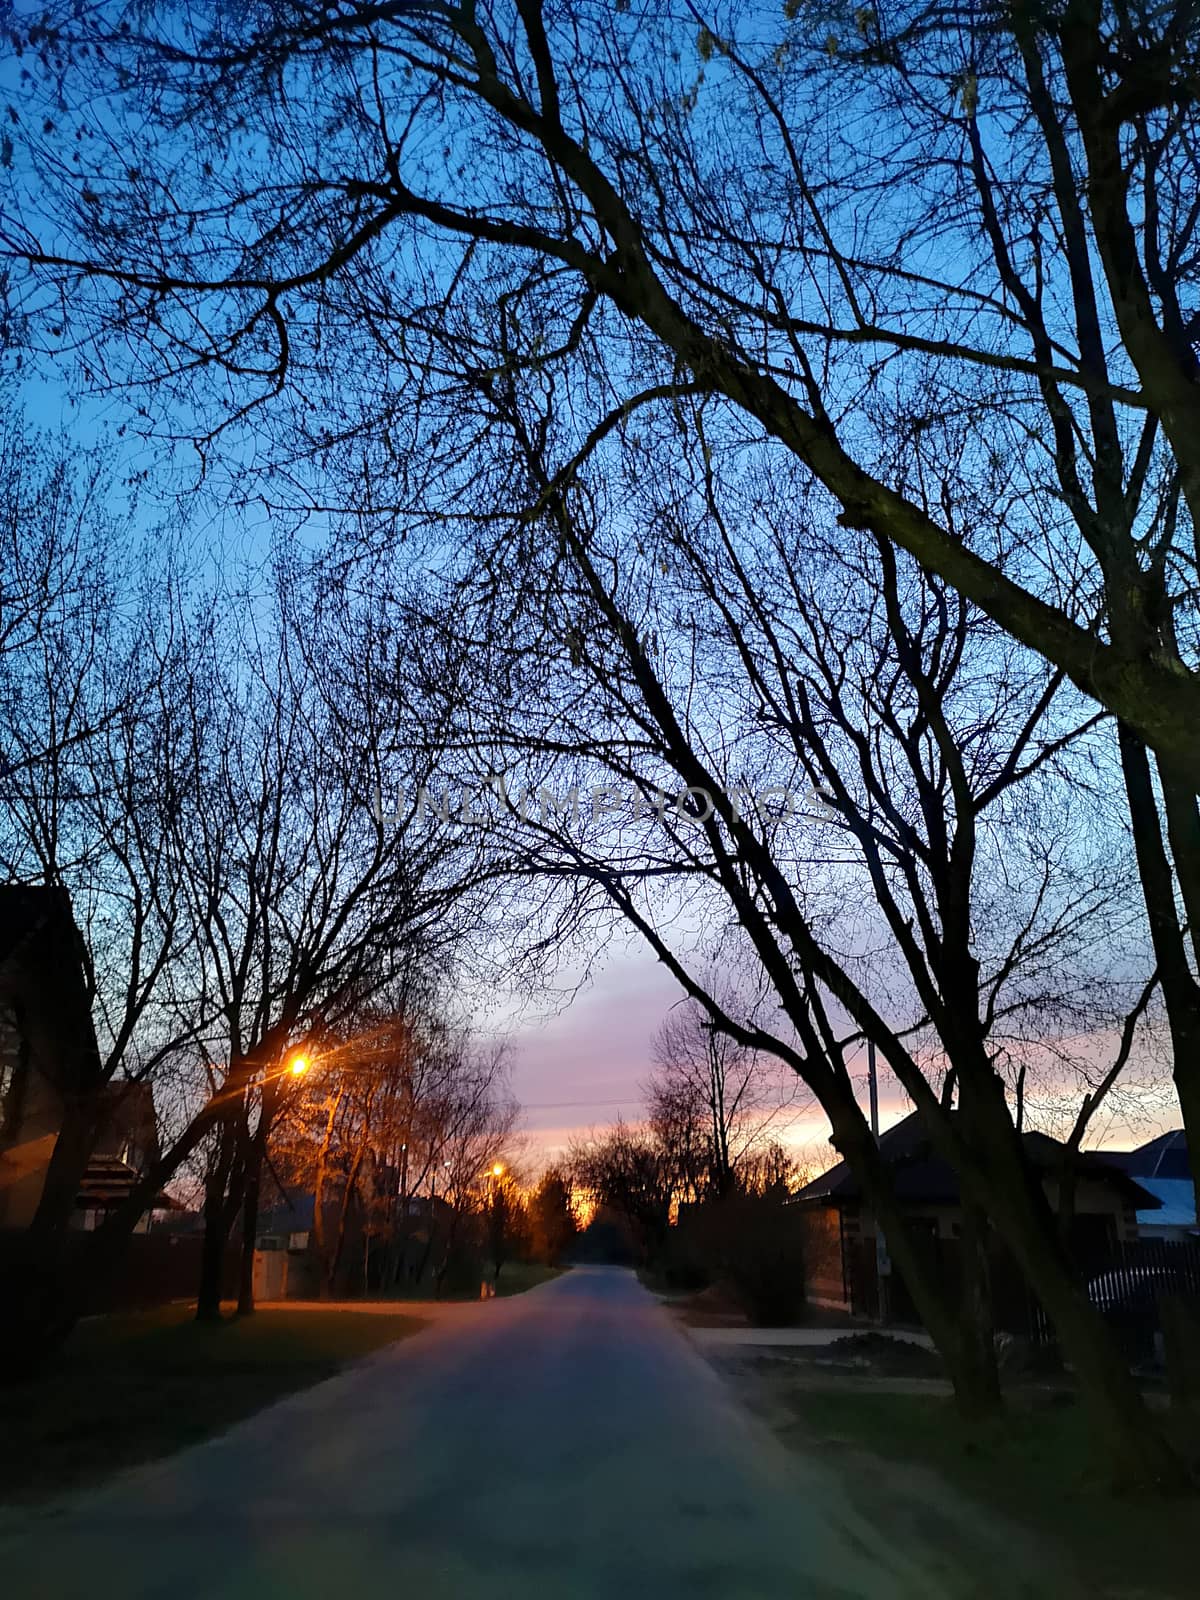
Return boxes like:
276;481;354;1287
681;1190;807;1325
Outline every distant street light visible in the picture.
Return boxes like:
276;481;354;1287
288;1052;311;1077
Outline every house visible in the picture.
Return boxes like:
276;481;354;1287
0;884;171;1232
1107;1131;1196;1240
1;884;106;1229
792;1111;1160;1317
254;1182;455;1298
73;1081;169;1233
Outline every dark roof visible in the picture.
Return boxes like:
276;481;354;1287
0;883;89;976
92;1080;160;1165
0;883;102;1091
259;1192;317;1233
258;1188;451;1237
1105;1130;1190;1183
795;1111;1160;1211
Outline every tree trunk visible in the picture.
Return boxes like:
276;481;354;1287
197;1129;243;1322
956;1200;1002;1419
236;1066;288;1317
330;1128;371;1297
1120;728;1200;1207
1011;1220;1180;1487
329;1174;360;1297
25;1089;101;1236
1;1036;291;1366
0;1232;80;1379
236;1139;262;1317
961;1075;1184;1489
196;1194;235;1322
830;1107;1003;1420
311;1088;342;1299
0;1094;102;1373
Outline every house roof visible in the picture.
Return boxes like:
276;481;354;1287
794;1111;1160;1211
1132;1178;1196;1231
0;883;89;978
259;1192;317;1233
1105;1130;1191;1183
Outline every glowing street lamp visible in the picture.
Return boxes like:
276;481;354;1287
287;1052;311;1078
491;1162;505;1178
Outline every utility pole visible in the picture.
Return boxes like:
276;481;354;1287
867;1040;891;1324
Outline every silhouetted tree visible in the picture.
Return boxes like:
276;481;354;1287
528;1168;578;1266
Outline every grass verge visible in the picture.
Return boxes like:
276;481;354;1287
495;1262;565;1298
782;1385;1197;1598
1;1305;423;1507
366;1261;566;1302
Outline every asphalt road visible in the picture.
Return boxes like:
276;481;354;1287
2;1267;981;1599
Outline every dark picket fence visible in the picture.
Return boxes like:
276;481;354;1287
1075;1236;1200;1367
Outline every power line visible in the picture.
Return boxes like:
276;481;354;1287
519;1097;639;1111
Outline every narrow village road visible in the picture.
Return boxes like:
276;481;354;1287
2;1267;1025;1598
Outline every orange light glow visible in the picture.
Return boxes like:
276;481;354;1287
491;1163;505;1178
288;1053;311;1077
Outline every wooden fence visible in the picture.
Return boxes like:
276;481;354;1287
0;1228;237;1316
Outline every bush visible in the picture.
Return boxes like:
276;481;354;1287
678;1190;807;1325
656;1226;711;1292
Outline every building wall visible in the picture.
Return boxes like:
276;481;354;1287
798;1180;1140;1319
0;998;68;1229
852;1186;1132;1245
1;894;153;1231
1040;1177;1138;1244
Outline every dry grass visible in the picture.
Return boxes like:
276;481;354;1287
1;1304;424;1505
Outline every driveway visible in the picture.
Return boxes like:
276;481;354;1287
2;1267;1009;1598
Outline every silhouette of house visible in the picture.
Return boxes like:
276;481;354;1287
74;1081;167;1232
793;1111;1158;1315
255;1181;453;1298
0;884;169;1231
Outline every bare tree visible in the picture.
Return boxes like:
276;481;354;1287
569;1122;675;1266
0;419;207;1254
155;558;493;1316
649;988;787;1199
6;5;1199;762
3;1;1196;1482
6;0;1197;1222
381;386;1178;1471
271;998;461;1297
3;549;491;1356
429;1044;520;1294
484;1167;528;1286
